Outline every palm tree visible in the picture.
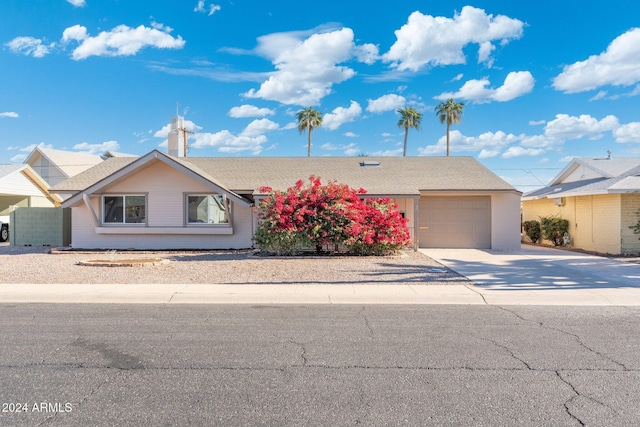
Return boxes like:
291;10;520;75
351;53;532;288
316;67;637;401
435;98;465;157
297;107;323;157
396;107;422;157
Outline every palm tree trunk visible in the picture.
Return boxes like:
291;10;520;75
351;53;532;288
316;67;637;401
446;122;450;157
307;124;312;157
403;128;408;157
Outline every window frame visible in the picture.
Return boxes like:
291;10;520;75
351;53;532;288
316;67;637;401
101;194;147;226
185;193;232;226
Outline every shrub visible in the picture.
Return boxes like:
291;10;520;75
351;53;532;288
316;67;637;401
254;176;410;256
540;216;569;246
630;209;640;239
523;220;541;244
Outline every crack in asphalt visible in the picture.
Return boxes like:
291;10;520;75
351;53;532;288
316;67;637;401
494;306;630;370
359;306;375;339
554;370;616;427
476;335;533;370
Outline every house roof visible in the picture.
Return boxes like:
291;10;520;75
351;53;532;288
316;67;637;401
523;158;640;200
51;150;519;203
24;147;104;178
0;164;63;204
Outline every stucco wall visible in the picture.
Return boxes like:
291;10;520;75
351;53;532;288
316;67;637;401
621;194;640;255
522;195;622;254
491;192;521;250
70;161;255;250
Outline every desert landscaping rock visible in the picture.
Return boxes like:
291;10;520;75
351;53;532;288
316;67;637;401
0;246;470;285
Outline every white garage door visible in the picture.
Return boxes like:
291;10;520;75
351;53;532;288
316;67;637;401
419;196;491;248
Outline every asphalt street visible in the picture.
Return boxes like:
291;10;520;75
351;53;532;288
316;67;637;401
1;303;639;426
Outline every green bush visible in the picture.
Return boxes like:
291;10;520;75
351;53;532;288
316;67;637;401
629;209;640;239
523;220;541;243
540;216;569;246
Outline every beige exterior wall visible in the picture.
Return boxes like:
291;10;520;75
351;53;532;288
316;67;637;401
70;161;255;249
522;194;623;254
391;197;416;247
491;192;521;250
621;194;640;255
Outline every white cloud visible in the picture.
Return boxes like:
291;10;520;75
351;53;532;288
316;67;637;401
613;122;640;143
155;118;278;155
228;105;275;118
419;130;521;155
544;114;619;140
434;71;534;103
553;28;640;93
66;0;86;6
243;28;359;105
322;101;362;130
344;132;358;138
73;140;120;155
353;43;379;65
382;6;524;71
501;146;545;158
320;142;359;155
194;1;221;16
191;131;266;155
529;120;545;126
5;37;54;58
239;118;279;137
0;112;19;118
62;23;185;60
366;94;406;113
10;154;27;163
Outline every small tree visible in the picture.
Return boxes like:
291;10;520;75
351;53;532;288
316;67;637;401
523;220;541;244
540;216;569;246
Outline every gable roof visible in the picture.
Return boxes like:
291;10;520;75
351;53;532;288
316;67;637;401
524;158;640;200
0;164;62;204
52;150;519;204
24;146;104;178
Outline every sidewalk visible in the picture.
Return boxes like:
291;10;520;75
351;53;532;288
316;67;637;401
1;245;639;306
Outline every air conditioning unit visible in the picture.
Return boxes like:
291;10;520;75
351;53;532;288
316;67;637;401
554;197;565;206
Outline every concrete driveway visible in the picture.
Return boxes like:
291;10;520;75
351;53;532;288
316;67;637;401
421;245;640;305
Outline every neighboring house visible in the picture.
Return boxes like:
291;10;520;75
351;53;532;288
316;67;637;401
50;150;522;250
24;146;104;189
522;157;640;255
0;164;62;215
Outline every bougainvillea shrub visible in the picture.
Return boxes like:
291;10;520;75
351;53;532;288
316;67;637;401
253;176;410;255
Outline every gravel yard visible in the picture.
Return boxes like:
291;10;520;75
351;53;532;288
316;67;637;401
0;246;472;285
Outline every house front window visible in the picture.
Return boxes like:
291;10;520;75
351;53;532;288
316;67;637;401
103;195;146;224
187;194;229;224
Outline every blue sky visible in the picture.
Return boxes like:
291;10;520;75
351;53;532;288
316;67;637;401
2;0;640;192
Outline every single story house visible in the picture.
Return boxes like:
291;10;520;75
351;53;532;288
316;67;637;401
0;164;62;215
522;157;640;255
51;150;522;250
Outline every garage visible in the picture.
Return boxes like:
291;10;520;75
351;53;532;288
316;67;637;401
418;196;491;248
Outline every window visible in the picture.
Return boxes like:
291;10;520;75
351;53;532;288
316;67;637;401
187;195;229;224
103;195;146;224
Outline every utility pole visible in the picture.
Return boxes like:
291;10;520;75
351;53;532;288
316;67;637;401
175;102;193;157
178;126;193;157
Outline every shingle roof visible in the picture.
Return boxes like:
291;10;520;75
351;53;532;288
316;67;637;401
524;159;640;199
51;150;518;197
0;164;24;178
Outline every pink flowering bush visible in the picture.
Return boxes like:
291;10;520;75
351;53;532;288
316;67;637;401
254;176;410;255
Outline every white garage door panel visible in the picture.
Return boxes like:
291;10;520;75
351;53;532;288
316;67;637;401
419;196;491;248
